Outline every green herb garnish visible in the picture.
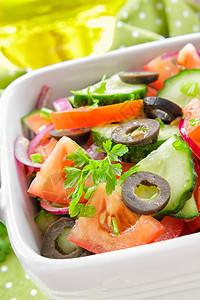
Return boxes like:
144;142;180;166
30;153;43;164
155;117;164;129
137;126;148;132
189;118;200;127
63;140;128;218
111;217;120;236
179;81;198;96
172;136;187;151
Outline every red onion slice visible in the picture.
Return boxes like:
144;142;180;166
161;50;200;60
28;123;54;156
14;135;42;168
40;199;69;215
53;98;72;111
179;118;200;159
36;85;52;109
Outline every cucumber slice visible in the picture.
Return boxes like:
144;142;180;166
56;227;77;254
172;195;199;220
34;210;59;233
136;136;197;217
92;123;180;162
73;74;146;107
158;69;200;108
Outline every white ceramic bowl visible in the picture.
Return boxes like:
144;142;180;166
1;33;200;300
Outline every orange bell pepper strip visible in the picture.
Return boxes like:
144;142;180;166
50;100;143;130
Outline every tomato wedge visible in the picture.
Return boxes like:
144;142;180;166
68;183;165;254
183;98;200;143
34;138;57;161
155;216;183;242
176;43;200;73
28;136;92;205
26;112;52;134
50;100;143;130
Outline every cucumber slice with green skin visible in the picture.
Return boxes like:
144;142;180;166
56;227;77;254
171;195;199;220
136;136;197;218
92;123;180;162
21;109;39;129
34;210;59;233
158;69;200;108
73;74;146;107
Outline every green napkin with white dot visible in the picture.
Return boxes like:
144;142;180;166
110;0;200;50
0;249;48;300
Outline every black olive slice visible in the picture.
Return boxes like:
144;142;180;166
118;71;159;84
143;97;183;124
122;171;170;215
41;217;89;259
111;119;160;146
49;128;91;145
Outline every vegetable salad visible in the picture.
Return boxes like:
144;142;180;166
15;42;200;258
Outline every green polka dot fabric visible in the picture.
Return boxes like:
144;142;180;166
0;250;48;300
110;0;200;50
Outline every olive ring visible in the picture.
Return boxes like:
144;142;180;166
143;97;183;124
121;171;171;215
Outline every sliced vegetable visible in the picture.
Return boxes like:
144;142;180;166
172;195;198;220
14;135;42;168
36;85;52;109
143;53;177;90
158;69;200;108
34;210;59;233
92;123;180;162
179;118;200;160
49;128;91;145
50;100;143;130
40;199;69;215
72;73;146;107
122;171;170;215
111;119;160;146
22;111;53;134
155;216;183;242
182;98;200;143
118;71;159;84
53;98;72;111
68;183;164;254
41;217;88;259
27;136;92;205
175;43;200;73
33;138;57;162
27;124;54;157
143;97;183;123
137;136;197;217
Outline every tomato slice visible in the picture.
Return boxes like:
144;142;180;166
146;85;158;97
26;112;52;134
27;136;92;205
143;44;200;91
143;55;177;90
68;183;165;254
34;138;57;161
187;215;200;233
182;98;200;143
155;216;183;242
50;100;143;130
176;43;200;73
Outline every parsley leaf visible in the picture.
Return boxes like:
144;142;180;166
119;164;140;185
64;141;129;218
